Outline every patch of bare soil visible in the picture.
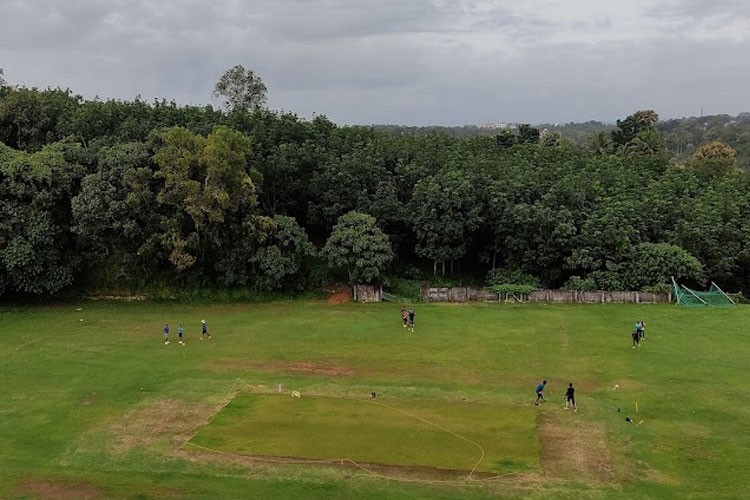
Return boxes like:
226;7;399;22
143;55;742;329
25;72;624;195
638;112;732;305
109;399;213;453
86;295;146;302
203;359;367;378
327;289;352;304
538;414;615;483
16;479;102;500
81;392;97;406
271;360;356;376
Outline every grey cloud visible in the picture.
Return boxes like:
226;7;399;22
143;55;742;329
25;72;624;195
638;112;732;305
648;0;750;18
0;0;112;51
250;0;458;42
267;37;443;92
646;0;750;31
1;1;749;124
278;34;750;125
467;6;558;41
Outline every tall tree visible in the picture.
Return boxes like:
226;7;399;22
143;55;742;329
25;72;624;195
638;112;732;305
71;142;156;284
588;131;612;157
673;178;749;286
308;137;399;230
152;125;259;275
411;168;483;275
213;65;268;113
622;242;704;290
611;110;659;147
690;141;737;177
0;142;80;296
0;88;50;151
321;211;393;284
251;215;315;290
625;128;666;158
517;124;540;144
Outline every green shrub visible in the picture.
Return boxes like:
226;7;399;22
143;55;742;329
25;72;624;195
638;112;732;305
564;276;597;291
138;284;323;303
728;292;749;304
485;268;540;288
622;243;705;290
488;284;536;295
590;271;624;291
382;277;422;302
305;256;337;288
642;283;671;294
388;263;425;281
429;274;471;287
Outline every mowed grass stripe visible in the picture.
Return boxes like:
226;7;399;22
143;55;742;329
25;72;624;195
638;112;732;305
189;393;539;473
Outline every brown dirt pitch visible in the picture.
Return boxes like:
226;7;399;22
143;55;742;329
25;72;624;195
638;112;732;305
16;478;103;500
538;413;615;483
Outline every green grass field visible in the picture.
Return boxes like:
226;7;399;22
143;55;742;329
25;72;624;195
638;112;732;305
190;393;538;474
1;301;750;499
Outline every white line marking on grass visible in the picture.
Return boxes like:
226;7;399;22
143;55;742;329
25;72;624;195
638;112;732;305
369;399;487;481
185;440;494;487
175;378;246;444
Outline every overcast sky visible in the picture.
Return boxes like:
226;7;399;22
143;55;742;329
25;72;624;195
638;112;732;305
2;0;749;125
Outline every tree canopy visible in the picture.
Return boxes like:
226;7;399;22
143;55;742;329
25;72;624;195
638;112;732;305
321;211;393;284
213;65;268;113
2;83;750;298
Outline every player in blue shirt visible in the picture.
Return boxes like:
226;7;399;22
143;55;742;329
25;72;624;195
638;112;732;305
201;319;211;340
163;324;170;345
635;321;645;339
534;380;547;405
177;324;184;345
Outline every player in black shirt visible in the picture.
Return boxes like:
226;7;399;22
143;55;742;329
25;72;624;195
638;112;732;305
565;383;577;412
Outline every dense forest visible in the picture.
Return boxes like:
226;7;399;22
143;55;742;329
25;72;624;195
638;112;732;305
377;115;750;170
2;74;750;299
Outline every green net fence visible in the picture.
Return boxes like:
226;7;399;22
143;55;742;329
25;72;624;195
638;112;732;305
672;278;735;307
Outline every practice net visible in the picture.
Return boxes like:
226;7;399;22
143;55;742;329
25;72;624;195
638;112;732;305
671;278;735;307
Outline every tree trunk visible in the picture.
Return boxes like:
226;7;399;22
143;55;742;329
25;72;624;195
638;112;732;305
492;250;497;269
433;260;437;275
441;260;446;276
15;118;22;150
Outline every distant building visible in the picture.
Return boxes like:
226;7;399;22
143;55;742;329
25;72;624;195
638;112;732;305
478;121;516;130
